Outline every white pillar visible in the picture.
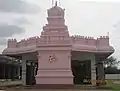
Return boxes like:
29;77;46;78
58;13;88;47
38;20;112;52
22;56;27;86
17;66;20;79
97;61;105;84
91;55;96;85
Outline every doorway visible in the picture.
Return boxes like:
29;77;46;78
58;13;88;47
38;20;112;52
71;60;91;85
26;60;38;85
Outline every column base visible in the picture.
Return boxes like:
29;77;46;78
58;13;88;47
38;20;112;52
36;69;73;85
91;80;96;86
36;76;73;85
34;84;74;89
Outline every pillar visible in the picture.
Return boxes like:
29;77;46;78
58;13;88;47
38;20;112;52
17;66;20;79
22;56;27;86
8;64;11;79
11;65;14;80
5;64;8;79
13;66;16;80
0;63;1;79
1;63;4;79
91;56;96;85
3;63;5;79
97;61;105;85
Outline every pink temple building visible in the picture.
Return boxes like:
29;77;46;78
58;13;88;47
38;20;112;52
2;2;114;87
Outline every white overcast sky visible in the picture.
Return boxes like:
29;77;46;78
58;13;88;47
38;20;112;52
0;0;120;60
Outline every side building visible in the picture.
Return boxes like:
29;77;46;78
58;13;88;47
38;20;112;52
0;55;21;80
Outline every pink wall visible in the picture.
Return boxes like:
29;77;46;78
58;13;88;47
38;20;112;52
37;50;71;69
36;49;73;85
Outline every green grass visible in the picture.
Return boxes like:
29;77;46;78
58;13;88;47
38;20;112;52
105;80;120;91
110;83;120;91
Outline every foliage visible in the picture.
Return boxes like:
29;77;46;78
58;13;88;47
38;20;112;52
104;56;120;68
105;66;119;74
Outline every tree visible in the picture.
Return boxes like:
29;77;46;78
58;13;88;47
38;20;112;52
104;56;120;68
104;56;120;74
105;66;118;74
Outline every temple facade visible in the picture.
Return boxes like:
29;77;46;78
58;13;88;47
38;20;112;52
2;2;114;87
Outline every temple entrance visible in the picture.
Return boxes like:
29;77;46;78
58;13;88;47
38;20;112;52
71;60;91;85
26;60;38;85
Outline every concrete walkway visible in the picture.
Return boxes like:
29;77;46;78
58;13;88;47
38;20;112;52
0;80;21;87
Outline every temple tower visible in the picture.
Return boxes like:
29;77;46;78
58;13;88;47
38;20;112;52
35;1;73;86
40;1;70;44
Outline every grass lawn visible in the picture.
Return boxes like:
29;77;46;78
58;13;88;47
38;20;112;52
110;83;120;91
105;80;120;91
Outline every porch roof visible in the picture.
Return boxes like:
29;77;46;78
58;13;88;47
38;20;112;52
0;55;21;65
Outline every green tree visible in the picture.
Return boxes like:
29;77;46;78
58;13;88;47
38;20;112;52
105;66;118;74
104;56;120;68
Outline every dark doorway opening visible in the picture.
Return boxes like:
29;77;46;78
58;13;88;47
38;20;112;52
26;60;38;85
71;60;91;85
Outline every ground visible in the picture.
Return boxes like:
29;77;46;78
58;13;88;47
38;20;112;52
1;80;120;91
1;89;115;91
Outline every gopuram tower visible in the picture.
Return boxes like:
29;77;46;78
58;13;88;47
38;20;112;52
35;1;73;86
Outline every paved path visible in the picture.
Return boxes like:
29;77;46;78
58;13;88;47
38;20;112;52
0;80;21;87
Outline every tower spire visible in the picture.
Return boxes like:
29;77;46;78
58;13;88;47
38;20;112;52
55;1;58;6
52;0;60;7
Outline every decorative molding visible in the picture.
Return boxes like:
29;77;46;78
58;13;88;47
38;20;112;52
49;54;57;63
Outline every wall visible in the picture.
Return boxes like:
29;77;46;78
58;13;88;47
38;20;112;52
105;74;120;79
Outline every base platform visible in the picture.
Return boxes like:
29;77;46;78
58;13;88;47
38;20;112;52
33;84;74;89
23;84;112;90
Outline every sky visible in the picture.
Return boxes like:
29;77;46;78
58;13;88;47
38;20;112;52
0;0;120;60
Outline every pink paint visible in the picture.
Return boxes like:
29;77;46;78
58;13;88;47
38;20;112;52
2;3;114;85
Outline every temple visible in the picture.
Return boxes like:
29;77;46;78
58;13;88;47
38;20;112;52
2;1;114;87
